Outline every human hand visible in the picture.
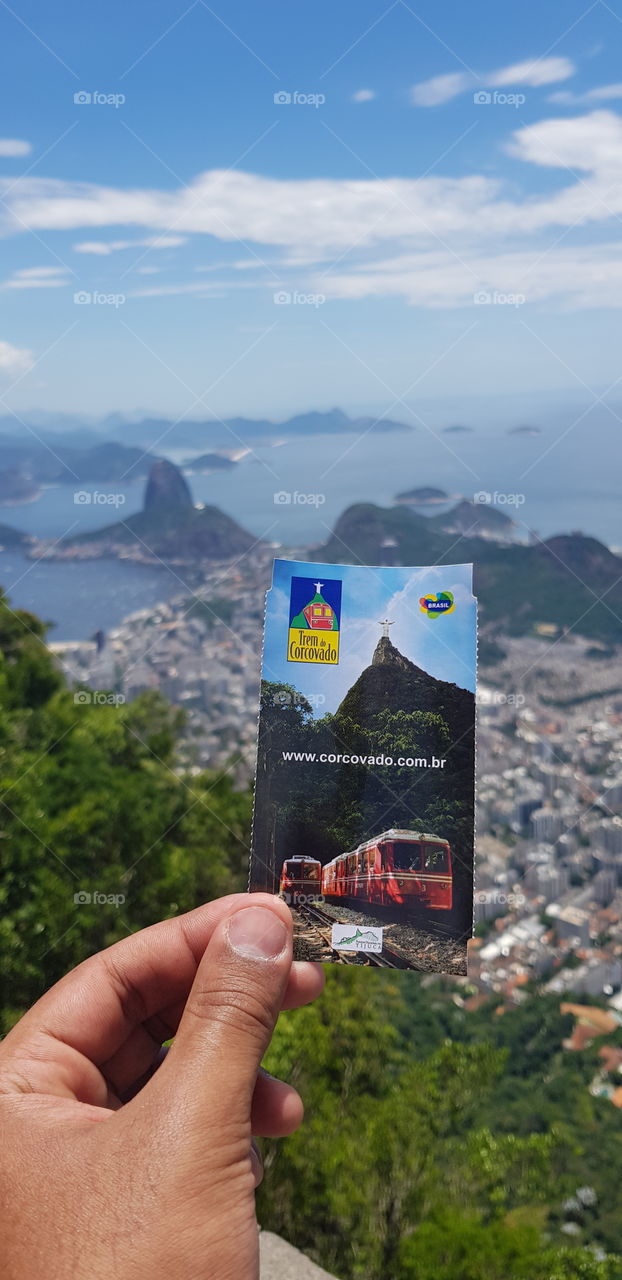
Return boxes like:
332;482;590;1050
0;893;324;1279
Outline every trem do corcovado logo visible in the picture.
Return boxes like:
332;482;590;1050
287;575;342;663
419;591;455;619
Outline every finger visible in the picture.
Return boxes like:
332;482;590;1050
117;1054;302;1143
99;959;324;1099
281;961;325;1011
120;1054;302;1137
251;1068;303;1138
148;900;292;1134
141;958;322;1045
4;893;284;1069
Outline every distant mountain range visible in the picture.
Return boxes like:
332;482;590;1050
436;499;520;543
2;451;621;646
319;502;622;645
395;486;451;505
393;492;519;542
0;523;31;549
0;436;159;493
186;453;237;473
0;410;414;502
0;408;413;458
93;407;413;449
0;469;39;505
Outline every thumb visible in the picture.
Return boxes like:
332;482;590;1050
151;898;293;1131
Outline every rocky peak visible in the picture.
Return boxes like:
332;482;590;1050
372;635;417;672
338;635;473;734
143;459;193;512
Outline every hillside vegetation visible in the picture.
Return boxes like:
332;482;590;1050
0;589;621;1278
321;504;622;644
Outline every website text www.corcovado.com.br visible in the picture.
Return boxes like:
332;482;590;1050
281;750;447;769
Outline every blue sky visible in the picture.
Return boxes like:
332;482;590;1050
2;0;622;418
263;558;477;713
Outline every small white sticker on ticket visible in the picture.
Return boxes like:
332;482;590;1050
331;923;383;954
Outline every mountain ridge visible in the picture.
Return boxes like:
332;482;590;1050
319;502;622;644
337;635;474;742
37;460;257;564
94;407;414;449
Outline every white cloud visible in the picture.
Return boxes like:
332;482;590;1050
351;88;376;103
4;110;622;311
411;55;575;106
2;114;619;251
505;108;622;174
0;138;31;157
2;265;69;289
313;242;622;311
73;240;121;255
0;339;34;375
194;259;266;272
0;169;503;247
489;56;575;88
128;280;233;298
410;72;470;107
72;234;187;254
12;266;66;278
549;83;622;106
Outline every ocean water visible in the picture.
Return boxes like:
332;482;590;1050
0;553;178;642
1;410;620;639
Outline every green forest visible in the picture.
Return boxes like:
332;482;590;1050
1;590;621;1279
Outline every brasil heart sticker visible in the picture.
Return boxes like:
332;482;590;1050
419;591;455;619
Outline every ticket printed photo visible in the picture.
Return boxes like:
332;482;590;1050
249;559;477;974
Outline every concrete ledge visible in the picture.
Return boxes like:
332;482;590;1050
260;1230;341;1279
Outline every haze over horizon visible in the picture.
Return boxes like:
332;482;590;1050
1;0;622;444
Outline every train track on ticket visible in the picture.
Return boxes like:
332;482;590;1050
297;902;420;971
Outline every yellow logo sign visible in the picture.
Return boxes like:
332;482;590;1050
287;576;341;664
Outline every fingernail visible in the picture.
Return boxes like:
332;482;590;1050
228;906;288;960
